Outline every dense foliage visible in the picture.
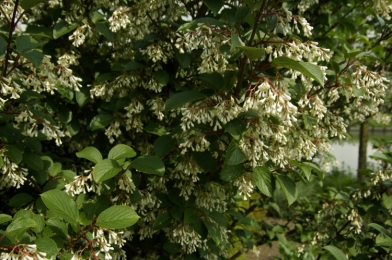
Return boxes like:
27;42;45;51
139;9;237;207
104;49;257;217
0;0;391;259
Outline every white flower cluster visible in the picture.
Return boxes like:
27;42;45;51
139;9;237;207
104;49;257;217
175;25;229;73
275;9;313;37
234;174;254;200
347;208;362;234
109;7;131;32
171;224;206;254
65;169;102;196
0;155;28;189
0;76;24;104
0;244;47;260
372;0;392;20
69;23;91;47
91;228;126;260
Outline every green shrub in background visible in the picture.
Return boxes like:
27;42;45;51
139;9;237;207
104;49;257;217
0;0;391;259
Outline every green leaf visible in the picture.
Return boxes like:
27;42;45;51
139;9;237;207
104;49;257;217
253;166;274;197
175;50;191;68
184;208;199;224
96;21;115;41
154;135;175;158
16;35;41;53
153;211;172;230
203;220;221;245
224;118;246;140
144;122;168;136
276;175;298;206
153;70;169;85
376;234;392;247
220;164;246;181
368;223;392;238
41;190;79;223
56;85;74;101
108;144;137;160
35;238;59;258
271;56;324;86
323;245;348;260
53;21;79;39
20;0;47;10
303;114;318;129
234;7;250;23
225;140;246;165
8;193;33;207
289;160;312;180
76;146;103;163
0;36;7;56
193;151;217;173
202;0;223;15
46;217;69;238
96;205;140;229
0;214;12;225
237;46;265;60
370;151;392;163
382;193;392;210
5;145;23;164
198;72;224;89
6;217;37;239
231;33;245;48
165;90;207;111
89;114;114;131
59;170;77;182
25;25;53;38
89;11;105;23
93;159;122;183
23;151;43;171
131;155;165;176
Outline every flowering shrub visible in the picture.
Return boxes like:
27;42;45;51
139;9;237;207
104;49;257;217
0;0;391;259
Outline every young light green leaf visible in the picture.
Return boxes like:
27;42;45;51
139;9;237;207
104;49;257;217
271;56;324;86
276;175;298;206
96;205;140;229
225;140;246;165
131;155;165;176
323;245;348;260
108;144;137;160
89;114;114;131
368;223;392;238
376;234;392;247
41;190;79;223
237;46;265;60
253;166;274;197
153;211;172;230
89;11;105;23
93;159;122;183
6;217;37;239
76;146;102;163
164;91;207;111
0;214;12;225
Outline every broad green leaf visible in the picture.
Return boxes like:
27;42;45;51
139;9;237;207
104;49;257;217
89;11;104;23
53;21;79;39
131;155;165;176
203;220;221;245
5;145;23;164
184;208;199;224
224;118;246;140
368;223;392;238
0;36;7;55
154;135;175;158
231;33;245;48
303;114;318;129
108;144;137;160
0;214;12;225
96;21;115;41
35;238;59;258
153;70;169;85
323;245;348;260
198;72;224;89
171;205;184;221
96;205;140;229
225;140;246;165
302;161;324;179
6;217;37;239
370;151;392;163
16;35;40;53
253;166;274;197
271;56;324;86
153;211;172;230
56;85;74;101
163;241;182;253
276;175;298;206
31;214;45;233
175;50;191;68
202;0;223;15
237;46;265;60
89;114;114;131
382;193;392;210
8;193;33;207
46;217;69;238
76;146;102;163
123;61;145;71
93;159;122;183
23;151;43;171
25;25;53;38
193;151;217;173
220;164;246;181
20;0;47;10
59;170;77;182
41;190;79;223
289;160;312;180
376;234;392;247
75;88;90;108
234;7;250;23
165;90;207;111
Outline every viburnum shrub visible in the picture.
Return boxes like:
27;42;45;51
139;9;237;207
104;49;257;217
0;0;391;259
